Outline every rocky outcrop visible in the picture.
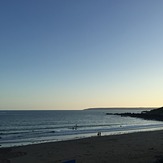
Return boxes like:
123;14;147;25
106;107;163;121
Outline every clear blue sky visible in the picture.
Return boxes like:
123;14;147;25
1;0;163;110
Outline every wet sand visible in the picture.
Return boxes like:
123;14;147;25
1;130;163;163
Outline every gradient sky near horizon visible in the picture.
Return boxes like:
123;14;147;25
1;0;163;110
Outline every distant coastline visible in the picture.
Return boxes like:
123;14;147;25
85;107;156;110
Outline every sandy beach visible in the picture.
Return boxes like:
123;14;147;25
1;130;163;163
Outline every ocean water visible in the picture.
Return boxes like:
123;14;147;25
0;109;163;147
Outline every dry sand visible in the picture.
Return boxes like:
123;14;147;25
1;130;163;163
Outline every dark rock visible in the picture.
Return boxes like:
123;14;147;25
154;155;163;163
0;159;10;163
106;113;114;115
106;106;163;121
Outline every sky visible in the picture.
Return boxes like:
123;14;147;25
0;0;163;110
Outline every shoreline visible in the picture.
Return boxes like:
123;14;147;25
2;125;163;148
1;130;163;163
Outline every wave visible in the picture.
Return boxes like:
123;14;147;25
0;123;120;133
1;123;163;139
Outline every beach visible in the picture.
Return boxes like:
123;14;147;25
1;130;163;163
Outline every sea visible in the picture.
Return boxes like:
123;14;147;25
1;109;163;147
